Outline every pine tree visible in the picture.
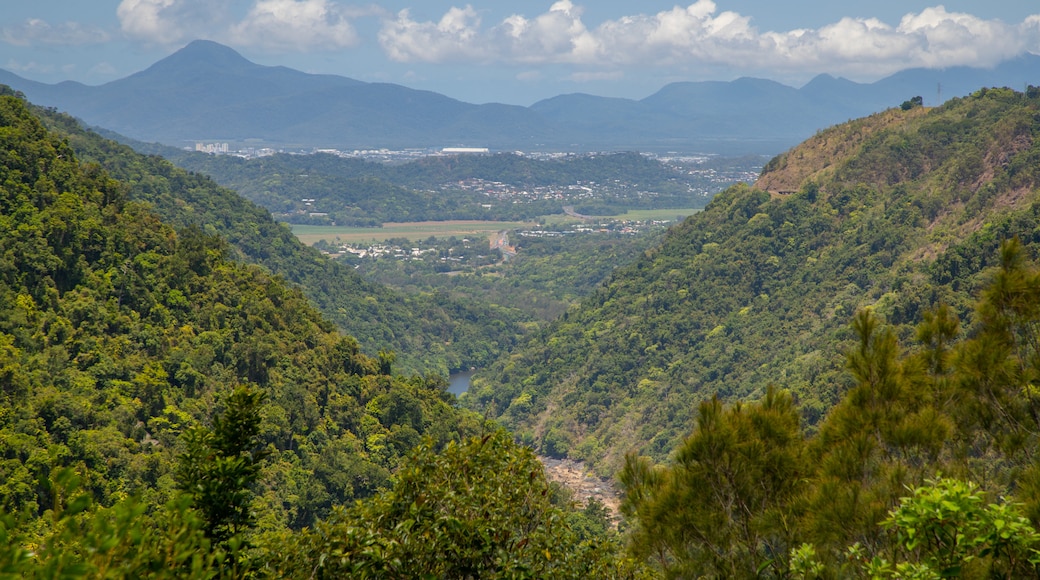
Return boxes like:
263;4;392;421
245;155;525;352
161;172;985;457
620;386;805;578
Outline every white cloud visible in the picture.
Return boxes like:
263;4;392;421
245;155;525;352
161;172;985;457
118;0;183;45
376;2;1040;80
589;1;758;65
4;59;55;74
379;1;599;64
895;7;1025;68
748;7;1038;79
117;0;227;45
1;18;110;47
379;6;484;62
117;0;374;50
495;1;597;63
230;0;367;50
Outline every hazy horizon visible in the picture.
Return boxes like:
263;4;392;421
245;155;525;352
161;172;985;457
3;1;1040;106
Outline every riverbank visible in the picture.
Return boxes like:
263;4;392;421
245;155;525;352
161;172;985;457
539;455;620;525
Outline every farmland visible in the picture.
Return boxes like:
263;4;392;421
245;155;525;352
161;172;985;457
291;220;535;245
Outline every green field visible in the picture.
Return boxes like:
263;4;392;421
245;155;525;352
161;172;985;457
613;207;702;220
291;220;535;245
290;209;702;245
540;207;702;226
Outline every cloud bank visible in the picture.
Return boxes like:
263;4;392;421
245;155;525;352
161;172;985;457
228;0;373;50
378;1;1040;79
94;0;1040;79
2;19;110;47
116;0;377;50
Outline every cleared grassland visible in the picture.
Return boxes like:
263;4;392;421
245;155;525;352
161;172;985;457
540;207;702;226
613;208;702;220
291;220;535;244
290;209;701;245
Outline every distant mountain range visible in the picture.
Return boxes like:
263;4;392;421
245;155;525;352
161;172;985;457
3;40;1040;155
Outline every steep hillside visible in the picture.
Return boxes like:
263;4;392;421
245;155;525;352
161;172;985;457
18;93;526;376
468;87;1040;473
0;90;634;579
0;91;485;531
754;106;932;194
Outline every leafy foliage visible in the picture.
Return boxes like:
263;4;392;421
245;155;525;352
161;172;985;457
267;430;643;578
0;91;485;539
176;386;267;544
0;474;229;579
622;241;1040;578
882;478;1040;577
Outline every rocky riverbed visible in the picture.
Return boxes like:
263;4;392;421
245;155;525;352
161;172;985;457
539;455;621;525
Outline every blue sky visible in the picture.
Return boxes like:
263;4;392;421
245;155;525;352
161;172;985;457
3;1;1040;105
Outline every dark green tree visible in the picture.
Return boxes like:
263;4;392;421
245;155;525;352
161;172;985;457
901;96;924;110
176;385;268;545
266;430;641;578
620;386;805;578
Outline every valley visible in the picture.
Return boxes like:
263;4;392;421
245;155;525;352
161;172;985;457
287;209;704;249
7;54;1040;578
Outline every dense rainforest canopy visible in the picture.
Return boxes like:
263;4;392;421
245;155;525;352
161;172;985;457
0;88;494;529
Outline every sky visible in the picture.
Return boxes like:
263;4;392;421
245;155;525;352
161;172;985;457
3;1;1040;106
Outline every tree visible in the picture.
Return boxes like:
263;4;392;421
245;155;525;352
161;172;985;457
176;385;268;545
620;386;805;578
0;469;227;578
792;478;1040;579
901;96;924;110
956;238;1040;456
804;309;950;553
881;478;1040;578
267;430;640;579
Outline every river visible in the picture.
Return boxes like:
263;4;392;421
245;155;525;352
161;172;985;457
448;370;474;395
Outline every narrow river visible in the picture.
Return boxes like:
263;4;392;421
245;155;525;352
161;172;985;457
447;370;474;395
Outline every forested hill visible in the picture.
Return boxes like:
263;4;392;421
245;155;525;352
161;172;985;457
21;91;526;376
0;90;491;530
131;143;714;224
467;87;1040;474
0;88;632;578
156;146;693;191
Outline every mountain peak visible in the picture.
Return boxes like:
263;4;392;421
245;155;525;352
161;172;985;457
800;73;859;91
142;40;257;76
180;39;245;56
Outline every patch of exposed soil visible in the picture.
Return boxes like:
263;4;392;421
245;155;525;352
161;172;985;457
539;455;621;525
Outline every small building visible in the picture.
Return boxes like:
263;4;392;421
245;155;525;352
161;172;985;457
442;147;489;154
